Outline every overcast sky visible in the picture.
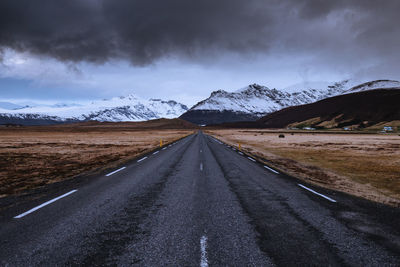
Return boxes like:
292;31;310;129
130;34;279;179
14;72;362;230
1;0;399;106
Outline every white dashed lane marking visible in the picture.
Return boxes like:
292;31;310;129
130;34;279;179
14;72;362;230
137;157;148;162
264;165;279;174
298;184;337;203
106;167;126;176
14;190;78;219
200;235;208;267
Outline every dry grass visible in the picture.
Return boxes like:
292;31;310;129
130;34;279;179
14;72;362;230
207;129;400;206
0;126;193;197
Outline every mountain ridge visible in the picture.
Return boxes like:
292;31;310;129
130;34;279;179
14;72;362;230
0;94;189;125
180;79;400;125
2;79;399;125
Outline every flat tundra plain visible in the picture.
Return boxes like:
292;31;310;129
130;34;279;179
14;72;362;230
207;129;400;206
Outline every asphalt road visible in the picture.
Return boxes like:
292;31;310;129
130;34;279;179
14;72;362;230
0;131;399;266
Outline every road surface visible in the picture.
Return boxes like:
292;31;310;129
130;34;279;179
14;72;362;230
1;131;399;266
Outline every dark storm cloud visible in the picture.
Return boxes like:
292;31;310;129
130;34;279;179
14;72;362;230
0;0;399;66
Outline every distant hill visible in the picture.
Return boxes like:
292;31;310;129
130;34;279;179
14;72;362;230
1;118;198;130
75;118;199;130
179;110;259;125
258;89;400;129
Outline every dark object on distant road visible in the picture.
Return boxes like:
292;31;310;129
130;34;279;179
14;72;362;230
279;134;285;138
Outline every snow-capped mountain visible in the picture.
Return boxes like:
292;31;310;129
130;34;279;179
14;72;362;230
0;94;188;125
180;79;400;125
189;83;324;115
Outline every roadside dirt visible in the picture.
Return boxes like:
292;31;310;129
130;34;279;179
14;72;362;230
207;129;400;207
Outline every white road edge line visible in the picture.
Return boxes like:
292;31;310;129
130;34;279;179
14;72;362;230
298;184;337;203
264;165;279;174
162;147;167;150
14;190;77;219
106;167;126;176
137;156;148;162
238;152;243;155
247;157;256;162
200;235;208;267
153;151;159;155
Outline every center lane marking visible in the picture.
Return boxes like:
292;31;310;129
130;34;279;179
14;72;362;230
298;184;337;203
137;156;148;162
200;235;208;267
200;163;203;171
14;190;78;219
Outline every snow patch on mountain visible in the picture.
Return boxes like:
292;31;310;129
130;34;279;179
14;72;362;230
344;80;400;94
285;79;400;97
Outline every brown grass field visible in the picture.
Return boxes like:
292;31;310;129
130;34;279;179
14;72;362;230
0;121;194;198
207;129;400;206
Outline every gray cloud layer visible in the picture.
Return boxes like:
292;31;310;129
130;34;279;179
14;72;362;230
0;0;399;69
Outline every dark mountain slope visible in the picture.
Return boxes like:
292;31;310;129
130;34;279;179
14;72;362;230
259;89;400;129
